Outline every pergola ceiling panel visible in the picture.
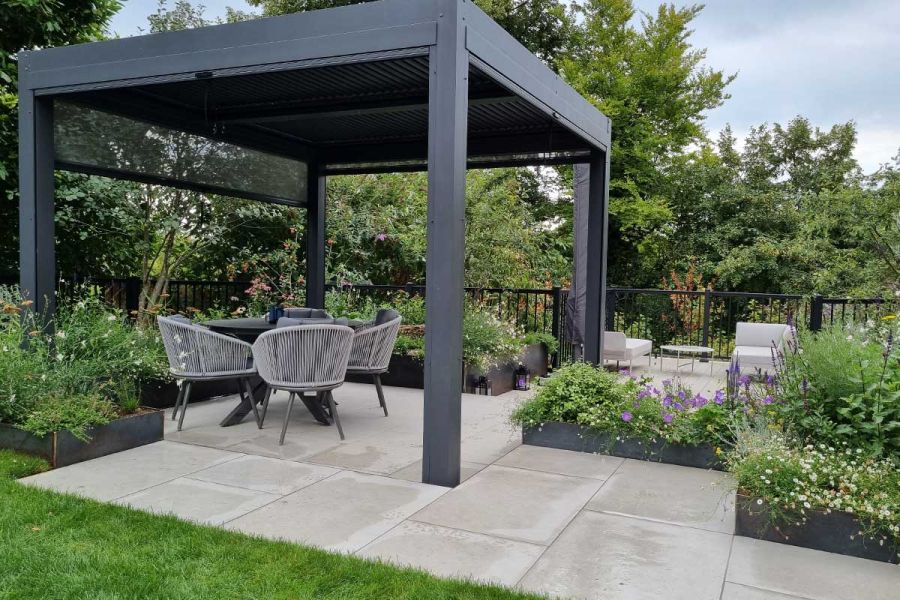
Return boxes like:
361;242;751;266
57;56;587;172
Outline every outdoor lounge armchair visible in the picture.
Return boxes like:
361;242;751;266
602;331;653;369
157;315;260;432
731;322;792;371
253;324;354;444
346;308;403;417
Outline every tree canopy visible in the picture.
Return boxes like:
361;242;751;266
0;0;897;299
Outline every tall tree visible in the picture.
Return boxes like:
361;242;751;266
0;0;122;278
561;1;735;286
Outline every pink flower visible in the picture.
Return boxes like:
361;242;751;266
621;411;633;422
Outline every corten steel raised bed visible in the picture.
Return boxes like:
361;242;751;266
523;421;724;471
140;376;265;409
346;344;549;395
0;409;163;468
735;493;898;564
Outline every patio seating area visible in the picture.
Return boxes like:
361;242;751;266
21;376;898;600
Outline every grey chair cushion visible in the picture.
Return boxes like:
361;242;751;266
309;308;331;319
333;317;350;326
375;308;401;325
276;317;304;328
169;314;193;324
283;308;312;318
276;316;336;328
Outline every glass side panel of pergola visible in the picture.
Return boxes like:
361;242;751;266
53;100;307;204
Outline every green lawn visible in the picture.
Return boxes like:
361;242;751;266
0;451;541;599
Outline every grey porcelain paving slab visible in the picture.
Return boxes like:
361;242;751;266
518;511;732;600
357;521;545;586
225;470;447;553
305;439;425;475
225;430;344;462
586;458;735;533
389;460;487;484
496;445;623;480
459;429;521;464
117;477;279;525
165;423;261;450
187;455;339;495
726;537;900;600
721;583;805;600
411;465;603;545
19;441;240;501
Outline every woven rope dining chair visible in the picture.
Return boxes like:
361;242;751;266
346;310;402;417
157;316;260;432
253;324;354;445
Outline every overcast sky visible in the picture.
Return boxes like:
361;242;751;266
111;0;900;173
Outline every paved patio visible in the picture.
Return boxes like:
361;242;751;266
21;373;899;599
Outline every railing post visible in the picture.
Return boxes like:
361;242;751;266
809;294;824;331
605;289;617;332
701;288;712;348
551;286;562;368
124;277;141;317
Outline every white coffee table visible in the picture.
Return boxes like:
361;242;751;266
659;344;715;375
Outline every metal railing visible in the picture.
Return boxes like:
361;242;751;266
5;275;896;363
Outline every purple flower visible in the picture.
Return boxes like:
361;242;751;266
673;402;684;411
663;413;674;424
677;390;686;400
714;390;725;405
762;395;774;405
738;375;751;387
765;374;776;386
621;411;633;423
619;368;631;377
693;394;708;407
662;396;673;408
375;233;387;241
662;379;672;387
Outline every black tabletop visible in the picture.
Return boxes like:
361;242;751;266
204;317;367;342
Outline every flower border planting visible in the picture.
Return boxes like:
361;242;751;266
522;421;724;470
0;409;163;468
736;492;898;564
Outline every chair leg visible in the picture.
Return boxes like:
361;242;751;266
260;386;273;427
177;381;193;432
171;382;186;421
327;391;344;440
373;374;388;417
243;378;261;428
279;392;296;446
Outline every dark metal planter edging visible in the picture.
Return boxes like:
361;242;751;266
0;409;164;468
735;493;898;564
346;343;549;395
522;421;724;471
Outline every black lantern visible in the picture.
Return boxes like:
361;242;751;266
514;364;530;391
475;376;492;396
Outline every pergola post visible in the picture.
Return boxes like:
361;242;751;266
583;148;610;365
422;0;468;487
18;77;56;320
305;162;326;309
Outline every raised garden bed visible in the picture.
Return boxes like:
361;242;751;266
523;421;724;470
0;409;164;468
346;343;549;395
735;492;898;564
140;376;264;409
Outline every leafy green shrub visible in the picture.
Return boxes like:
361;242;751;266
727;429;899;548
0;450;49;480
772;323;900;459
523;331;559;355
22;393;118;442
512;363;639;426
0;286;168;439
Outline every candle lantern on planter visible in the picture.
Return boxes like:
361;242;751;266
514;364;530;391
475;376;492;396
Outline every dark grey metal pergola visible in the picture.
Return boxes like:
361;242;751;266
18;0;610;487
